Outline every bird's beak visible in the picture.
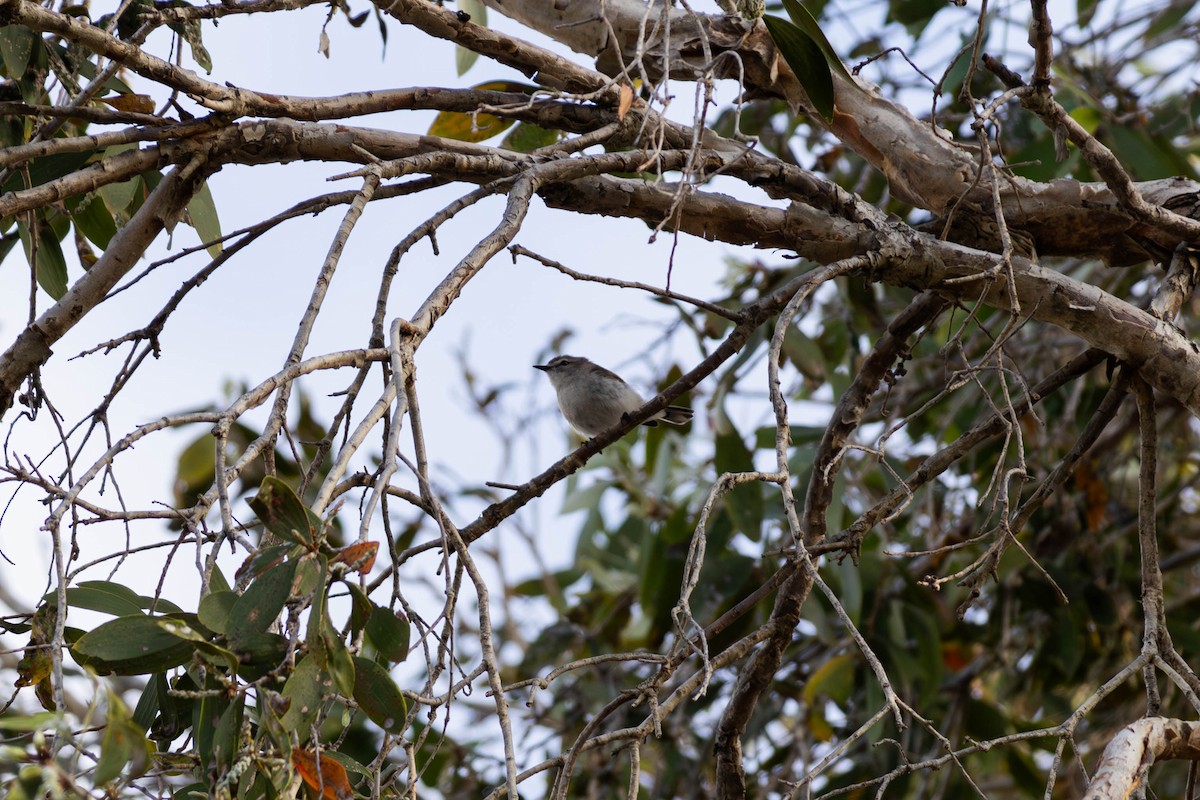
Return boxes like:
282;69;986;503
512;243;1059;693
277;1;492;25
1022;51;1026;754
534;364;549;371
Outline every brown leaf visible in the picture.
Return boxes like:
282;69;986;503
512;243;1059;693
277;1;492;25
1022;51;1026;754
617;83;634;121
332;541;378;575
99;94;156;114
292;749;352;800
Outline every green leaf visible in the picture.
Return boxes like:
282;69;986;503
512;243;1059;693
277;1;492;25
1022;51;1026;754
782;326;826;383
365;604;411;664
454;0;485;75
211;695;245;772
228;631;288;681
427;80;534;143
502;122;561;153
561;480;612;514
171;17;212;73
68;193;119;250
351;656;408;733
186;180;222;257
226;559;297;643
1076;0;1099;27
763;15;835;122
95;689;152;785
281;655;330;736
236;543;293;583
247;477;318;548
0;712;62;731
804;654;856;706
61;581;146;617
0;24;36;77
714;421;764;539
346;583;373;639
99;175;142;218
17;218;69;300
1108;124;1199;180
779;0;851;79
132;673;164;731
1144;1;1192;41
192;681;229;772
72;616;196;675
197;590;237;635
2;151;96;195
885;0;944;38
324;621;356;697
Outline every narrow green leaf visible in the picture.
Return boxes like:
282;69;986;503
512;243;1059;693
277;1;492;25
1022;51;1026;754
98;175;141;218
226;559;297;643
186;180;222;258
1;151;96;195
69;193;119;250
281;655;330;736
95;689;152;785
1076;0;1099;27
17;218;69;299
779;0;851;79
228;631;288;681
192;683;229;772
763;15;835;122
211;695;244;771
324;620;356;697
454;0;486;75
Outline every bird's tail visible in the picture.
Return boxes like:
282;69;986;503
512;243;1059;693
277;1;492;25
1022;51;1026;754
660;406;693;426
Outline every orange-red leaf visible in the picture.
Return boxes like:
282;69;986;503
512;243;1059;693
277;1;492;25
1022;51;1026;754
332;541;378;575
292;749;352;800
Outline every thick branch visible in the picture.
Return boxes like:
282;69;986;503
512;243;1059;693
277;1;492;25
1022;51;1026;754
0;154;216;416
1084;718;1200;799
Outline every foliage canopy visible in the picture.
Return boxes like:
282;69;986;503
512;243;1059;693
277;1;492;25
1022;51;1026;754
2;0;1200;797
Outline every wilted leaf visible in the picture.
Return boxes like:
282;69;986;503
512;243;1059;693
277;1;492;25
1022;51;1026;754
99;93;155;113
331;541;378;575
292;749;352;800
618;83;634;121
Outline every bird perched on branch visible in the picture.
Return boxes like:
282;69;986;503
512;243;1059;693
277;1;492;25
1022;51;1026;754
535;355;693;439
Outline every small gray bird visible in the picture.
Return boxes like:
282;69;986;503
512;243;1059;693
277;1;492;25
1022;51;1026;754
535;355;693;438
